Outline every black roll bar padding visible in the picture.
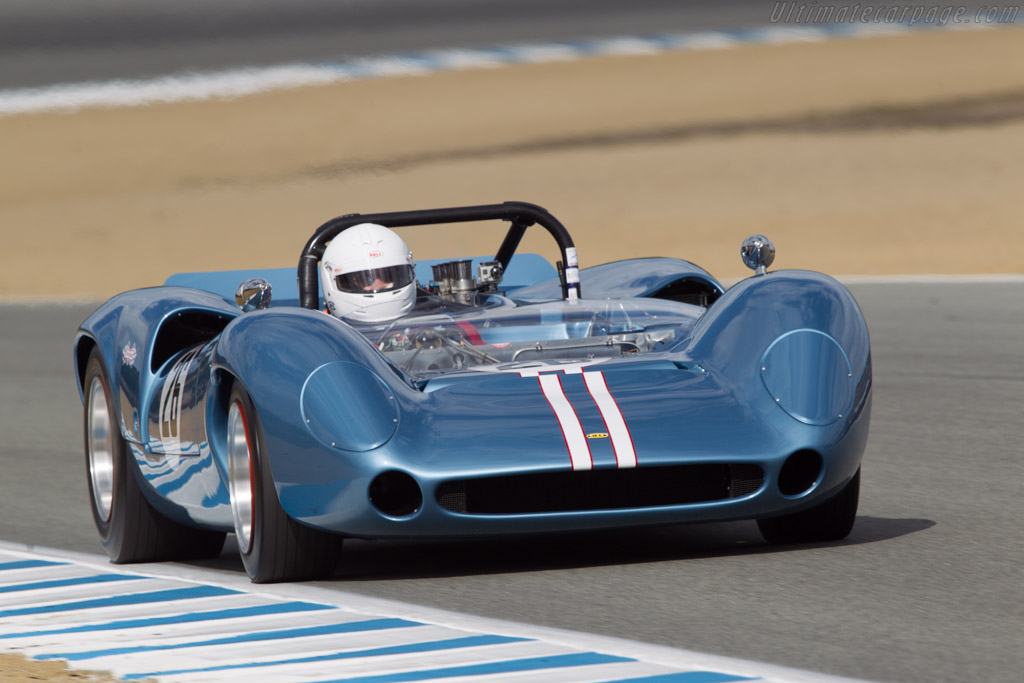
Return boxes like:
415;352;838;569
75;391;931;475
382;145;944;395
298;201;578;309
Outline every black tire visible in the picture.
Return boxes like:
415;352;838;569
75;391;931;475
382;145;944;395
83;349;225;563
227;382;342;583
757;468;860;545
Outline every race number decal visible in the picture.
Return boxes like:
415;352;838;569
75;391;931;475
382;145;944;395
157;347;201;454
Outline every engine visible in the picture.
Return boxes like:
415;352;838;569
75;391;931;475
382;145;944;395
429;259;504;304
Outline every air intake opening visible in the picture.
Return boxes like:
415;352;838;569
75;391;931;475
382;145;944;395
369;471;422;517
778;450;823;496
437;464;764;515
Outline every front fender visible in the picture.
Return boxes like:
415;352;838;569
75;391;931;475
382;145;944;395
679;270;871;467
211;308;421;516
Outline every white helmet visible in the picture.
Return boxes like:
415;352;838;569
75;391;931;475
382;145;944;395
321;223;417;322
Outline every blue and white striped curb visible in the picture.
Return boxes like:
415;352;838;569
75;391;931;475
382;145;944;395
0;20;1015;116
0;544;871;683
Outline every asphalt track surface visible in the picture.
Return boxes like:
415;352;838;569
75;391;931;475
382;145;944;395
1;281;1022;683
0;0;1003;90
0;0;768;89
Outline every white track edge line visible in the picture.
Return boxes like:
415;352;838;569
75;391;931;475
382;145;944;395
2;21;1020;116
0;541;874;683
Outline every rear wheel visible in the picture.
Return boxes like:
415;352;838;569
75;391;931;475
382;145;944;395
84;349;225;562
227;382;342;583
757;468;860;544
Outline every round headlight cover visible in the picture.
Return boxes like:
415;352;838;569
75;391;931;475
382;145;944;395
301;362;399;451
760;329;853;426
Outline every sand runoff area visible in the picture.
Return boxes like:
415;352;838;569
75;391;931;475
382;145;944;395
2;27;1023;301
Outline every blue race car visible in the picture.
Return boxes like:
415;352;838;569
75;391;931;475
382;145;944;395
74;201;871;582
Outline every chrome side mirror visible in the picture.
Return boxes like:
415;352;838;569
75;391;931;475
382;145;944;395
235;278;272;312
741;235;775;276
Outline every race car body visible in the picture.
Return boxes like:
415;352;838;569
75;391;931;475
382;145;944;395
74;202;871;582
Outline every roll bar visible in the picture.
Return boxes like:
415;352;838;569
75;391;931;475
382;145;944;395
297;201;580;310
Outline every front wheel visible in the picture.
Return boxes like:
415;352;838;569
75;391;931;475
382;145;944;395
757;468;860;544
226;382;342;583
84;349;225;562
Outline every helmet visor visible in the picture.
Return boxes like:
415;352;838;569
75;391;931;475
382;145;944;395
335;264;415;294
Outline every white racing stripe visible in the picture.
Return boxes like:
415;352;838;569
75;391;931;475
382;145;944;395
582;372;637;469
537;373;593;471
532;368;637;470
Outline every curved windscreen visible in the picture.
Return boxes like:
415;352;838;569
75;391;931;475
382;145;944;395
350;297;702;379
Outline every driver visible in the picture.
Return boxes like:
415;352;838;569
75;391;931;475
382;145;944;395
321;223;417;322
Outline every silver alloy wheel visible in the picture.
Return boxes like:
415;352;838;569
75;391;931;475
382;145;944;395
227;402;254;553
86;376;115;522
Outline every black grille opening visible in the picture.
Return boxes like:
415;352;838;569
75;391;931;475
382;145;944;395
437;464;764;515
729;464;764;497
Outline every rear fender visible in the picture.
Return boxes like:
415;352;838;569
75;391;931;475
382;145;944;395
74;288;237;444
512;257;724;305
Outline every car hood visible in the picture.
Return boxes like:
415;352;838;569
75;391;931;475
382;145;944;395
398;359;790;475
